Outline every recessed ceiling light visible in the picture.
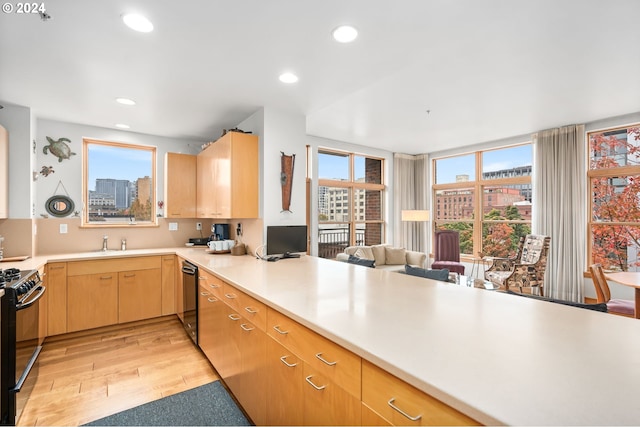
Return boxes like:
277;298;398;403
116;97;136;106
122;13;153;33
279;72;299;84
332;25;358;43
115;123;130;129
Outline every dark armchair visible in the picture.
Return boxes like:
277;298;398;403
431;230;465;275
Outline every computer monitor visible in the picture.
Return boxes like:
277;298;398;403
266;225;307;257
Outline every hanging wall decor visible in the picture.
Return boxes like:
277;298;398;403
280;151;295;212
43;136;76;162
44;180;75;217
40;165;55;177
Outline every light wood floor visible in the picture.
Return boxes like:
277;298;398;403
17;316;219;426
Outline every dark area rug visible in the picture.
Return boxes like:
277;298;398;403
84;381;251;426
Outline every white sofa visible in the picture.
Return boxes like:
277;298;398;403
336;244;427;272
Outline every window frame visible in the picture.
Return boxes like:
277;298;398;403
431;144;532;259
82;138;158;228
587;123;640;272
317;149;385;256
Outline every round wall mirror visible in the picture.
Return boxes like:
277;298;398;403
45;195;75;217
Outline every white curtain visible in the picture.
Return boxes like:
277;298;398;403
532;124;586;302
394;153;428;253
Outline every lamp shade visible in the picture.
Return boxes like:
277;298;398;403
401;210;430;222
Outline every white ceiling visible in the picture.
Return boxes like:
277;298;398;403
1;0;639;155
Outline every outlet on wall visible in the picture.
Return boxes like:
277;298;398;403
59;224;68;234
196;222;202;231
236;223;242;236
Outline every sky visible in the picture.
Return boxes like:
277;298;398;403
87;144;152;191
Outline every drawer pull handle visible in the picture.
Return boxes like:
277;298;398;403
123;273;136;278
240;323;255;331
245;307;258;314
305;375;326;391
100;275;113;280
388;398;422;421
273;325;289;335
225;293;237;299
200;291;210;296
279;355;297;367
228;314;241;321
198;276;206;280
315;353;337;366
207;297;218;303
209;283;221;289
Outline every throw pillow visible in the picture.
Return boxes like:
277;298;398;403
347;254;375;268
385;247;406;265
354;247;375;260
371;244;387;266
404;265;450;281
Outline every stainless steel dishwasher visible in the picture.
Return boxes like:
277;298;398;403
181;261;198;346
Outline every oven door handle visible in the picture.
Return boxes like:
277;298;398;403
16;284;46;311
12;345;42;393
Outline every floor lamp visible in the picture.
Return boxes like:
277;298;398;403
401;210;430;265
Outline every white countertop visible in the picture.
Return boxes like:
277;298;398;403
4;248;640;425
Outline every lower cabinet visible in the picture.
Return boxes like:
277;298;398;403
118;268;162;323
46;262;67;336
67;272;118;332
266;337;304;426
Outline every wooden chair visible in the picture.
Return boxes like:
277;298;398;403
589;263;635;317
485;234;550;295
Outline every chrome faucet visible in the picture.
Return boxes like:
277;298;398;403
102;235;108;251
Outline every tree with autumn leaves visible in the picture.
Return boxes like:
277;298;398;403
590;126;640;271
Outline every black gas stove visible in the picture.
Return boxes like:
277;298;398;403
1;267;45;426
0;268;41;301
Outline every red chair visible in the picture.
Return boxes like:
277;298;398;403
431;230;465;275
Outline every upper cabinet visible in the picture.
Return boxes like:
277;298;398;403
164;152;197;218
0;126;8;218
197;132;258;219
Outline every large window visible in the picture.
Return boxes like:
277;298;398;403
317;150;385;259
82;139;157;227
588;124;640;271
432;144;532;258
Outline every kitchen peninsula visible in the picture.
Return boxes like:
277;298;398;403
4;248;640;426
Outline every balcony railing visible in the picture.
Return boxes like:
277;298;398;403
318;228;365;259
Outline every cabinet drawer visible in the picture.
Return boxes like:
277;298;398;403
198;269;223;298
267;308;361;399
221;282;266;331
222;282;242;311
362;360;480;426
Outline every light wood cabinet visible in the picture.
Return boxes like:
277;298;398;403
63;256;163;333
303;363;362;426
118;268;162;323
361;360;480;426
161;255;176;315
266;336;304;426
164;153;196;218
67;272;118;332
196;131;258;219
0;125;7;218
46;262;67;336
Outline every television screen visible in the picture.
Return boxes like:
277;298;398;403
266;225;308;256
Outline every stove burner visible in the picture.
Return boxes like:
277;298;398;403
0;268;21;285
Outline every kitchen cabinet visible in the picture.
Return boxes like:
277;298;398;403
266;307;362;426
196;131;258;219
161;255;176;315
266;336;304;426
46;262;67;336
164;153;196;218
0;125;7;218
361;360;480;426
64;256;162;332
67;272;118;332
118;268;162;323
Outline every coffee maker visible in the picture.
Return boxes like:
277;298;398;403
209;223;230;241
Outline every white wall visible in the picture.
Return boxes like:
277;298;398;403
35;119;201;218
0;103;36;218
